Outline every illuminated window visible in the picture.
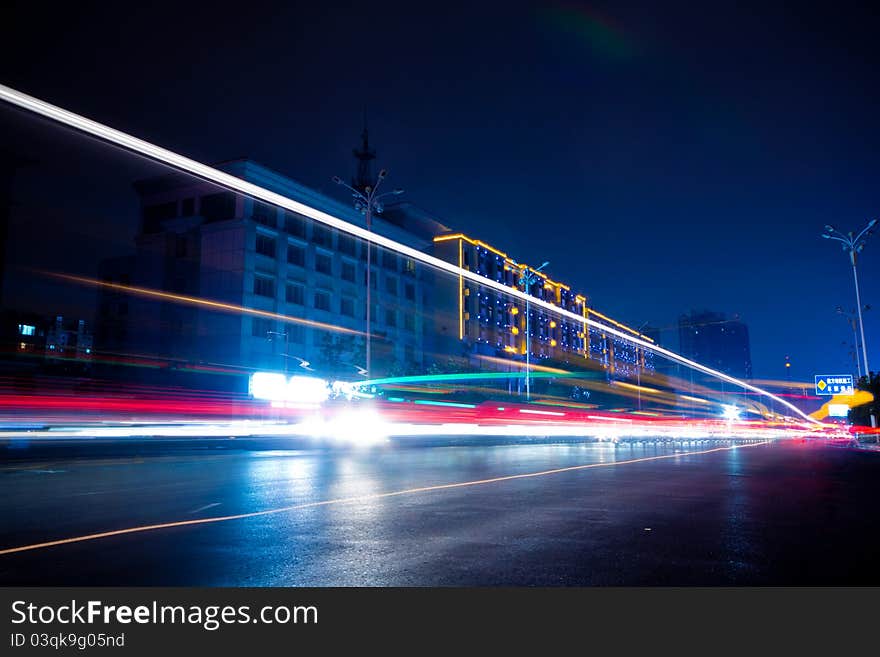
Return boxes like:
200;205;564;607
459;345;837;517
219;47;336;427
18;324;35;336
404;258;416;275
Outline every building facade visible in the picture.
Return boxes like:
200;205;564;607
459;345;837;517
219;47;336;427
97;159;442;380
677;310;752;379
431;233;655;378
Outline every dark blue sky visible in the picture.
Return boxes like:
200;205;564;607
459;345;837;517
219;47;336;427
2;0;879;380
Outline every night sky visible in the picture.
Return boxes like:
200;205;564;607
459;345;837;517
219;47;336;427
2;0;879;380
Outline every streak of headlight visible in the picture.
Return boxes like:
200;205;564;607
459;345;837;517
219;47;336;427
46;272;362;336
475;354;571;374
0;83;819;425
679;395;711;405
360;371;563;387
587;415;632;422
612;381;662;394
0;441;770;556
0;420;835;440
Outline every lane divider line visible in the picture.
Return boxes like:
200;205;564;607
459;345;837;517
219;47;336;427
0;442;769;556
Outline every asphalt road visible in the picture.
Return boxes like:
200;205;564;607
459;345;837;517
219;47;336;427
1;437;878;585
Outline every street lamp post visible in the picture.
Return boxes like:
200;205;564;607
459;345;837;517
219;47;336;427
636;321;650;411
332;171;403;377
836;306;867;380
822;219;876;379
266;329;289;375
518;261;549;401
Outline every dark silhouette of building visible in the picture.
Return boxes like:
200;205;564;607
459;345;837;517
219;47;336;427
678;310;752;379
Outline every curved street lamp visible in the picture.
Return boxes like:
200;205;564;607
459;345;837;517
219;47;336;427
822;219;876;379
518;261;549;401
332;171;404;376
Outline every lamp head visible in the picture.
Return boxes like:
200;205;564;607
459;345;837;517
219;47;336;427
332;176;343;185
378;169;387;180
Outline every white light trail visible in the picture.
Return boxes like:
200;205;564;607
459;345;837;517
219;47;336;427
0;418;842;442
0;83;820;425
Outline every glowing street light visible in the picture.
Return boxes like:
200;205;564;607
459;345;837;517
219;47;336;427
822;219;876;379
332;171;404;377
518;261;549;401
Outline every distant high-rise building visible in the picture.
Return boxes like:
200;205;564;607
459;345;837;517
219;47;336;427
677;310;752;379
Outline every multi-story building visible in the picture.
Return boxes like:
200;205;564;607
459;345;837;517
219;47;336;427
678;310;752;380
431;233;655;377
97;158;444;380
0;311;92;373
45;315;93;366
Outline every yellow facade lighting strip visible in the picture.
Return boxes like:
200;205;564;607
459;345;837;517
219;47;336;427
0;83;818;425
436;233;571;290
434;233;508;259
458;239;464;340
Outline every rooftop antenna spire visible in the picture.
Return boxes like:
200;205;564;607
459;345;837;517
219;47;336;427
352;106;376;194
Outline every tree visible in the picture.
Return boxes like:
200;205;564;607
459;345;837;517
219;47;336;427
318;334;366;379
851;372;879;429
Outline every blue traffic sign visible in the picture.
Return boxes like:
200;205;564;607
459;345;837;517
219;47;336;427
814;374;854;396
